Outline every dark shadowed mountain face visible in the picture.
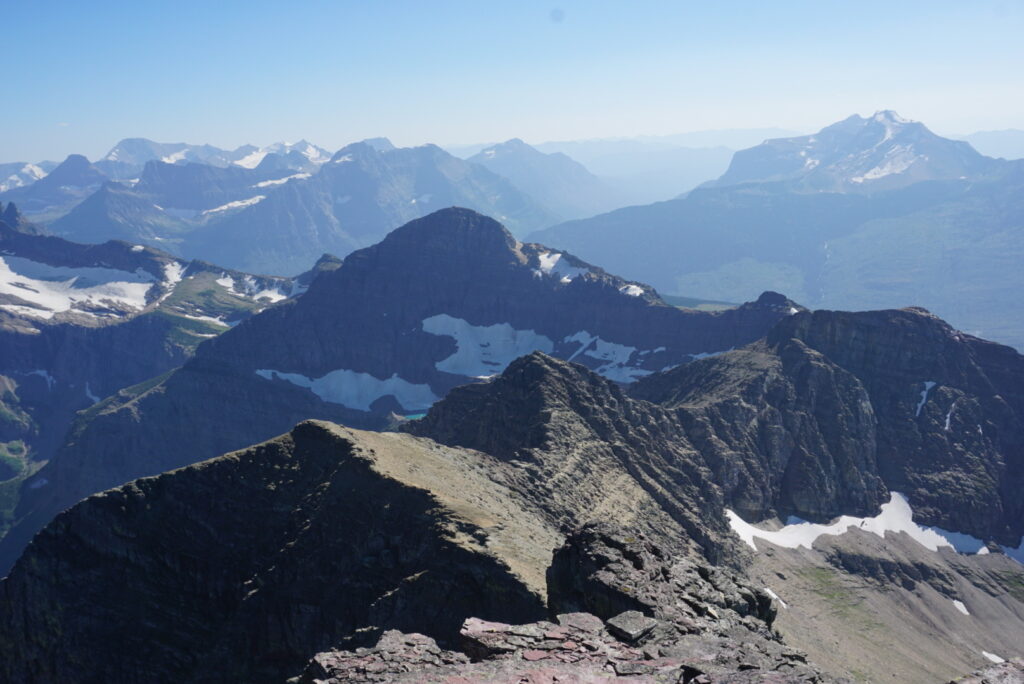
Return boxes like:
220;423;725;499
0;207;798;576
530;114;1024;351
468;138;626;220
632;306;1024;546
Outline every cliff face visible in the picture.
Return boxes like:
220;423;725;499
0;422;554;683
632;338;887;523
770;308;1024;544
631;307;1024;545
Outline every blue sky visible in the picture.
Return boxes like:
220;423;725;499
4;0;1023;161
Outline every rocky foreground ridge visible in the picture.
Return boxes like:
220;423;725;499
301;524;825;683
0;421;823;683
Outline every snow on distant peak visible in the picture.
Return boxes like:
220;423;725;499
851;145;922;183
252;172;311;188
160;149;188;165
873;110;912;125
201;195;266;215
619;284;644;297
534;251;588;283
234;150;269;169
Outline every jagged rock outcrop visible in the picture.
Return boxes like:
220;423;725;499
405;351;733;561
767;308;1024;544
1;208;795;574
300;525;827;683
951;658;1024;684
632;336;887;523
632;307;1024;545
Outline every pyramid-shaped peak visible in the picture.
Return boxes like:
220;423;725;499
382;207;516;251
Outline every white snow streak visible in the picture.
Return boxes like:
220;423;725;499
764;588;788;609
915;381;937;417
202;195;265;215
255;368;438;412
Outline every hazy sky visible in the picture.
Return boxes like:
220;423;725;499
5;0;1023;161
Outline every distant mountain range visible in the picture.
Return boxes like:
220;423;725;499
532;111;1024;351
3;137;619;275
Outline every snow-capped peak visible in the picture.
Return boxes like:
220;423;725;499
872;110;913;125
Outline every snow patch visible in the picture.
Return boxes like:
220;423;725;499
944;401;956;431
255;368;438;412
535;252;588;283
619;284;644;297
202;195;265;215
951;599;969;616
690;349;730;361
563;331;652;383
234;150;268;169
983;651;1006;664
915;381;937;417
0;256;156;320
160;149;188;164
726;492;962;553
130;245;144;253
851;144;920;183
219;274;288;302
253;172;311;188
764;588;787;609
422;314;554;377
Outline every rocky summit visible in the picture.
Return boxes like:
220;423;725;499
0;413;826;683
301;524;826;683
